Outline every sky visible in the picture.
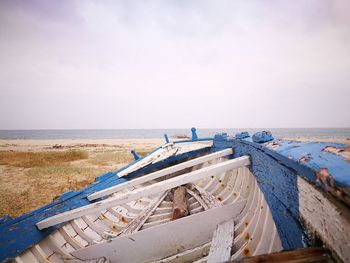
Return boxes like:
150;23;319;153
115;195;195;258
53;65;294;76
0;0;349;129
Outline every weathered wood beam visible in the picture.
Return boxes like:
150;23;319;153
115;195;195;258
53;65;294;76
207;219;235;263
36;156;249;230
88;148;233;201
171;187;189;220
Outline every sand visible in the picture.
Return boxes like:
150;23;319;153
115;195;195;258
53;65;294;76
0;138;164;152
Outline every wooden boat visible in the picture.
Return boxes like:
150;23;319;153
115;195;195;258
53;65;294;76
0;128;349;262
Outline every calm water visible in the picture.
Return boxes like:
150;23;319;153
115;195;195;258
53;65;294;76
0;128;349;140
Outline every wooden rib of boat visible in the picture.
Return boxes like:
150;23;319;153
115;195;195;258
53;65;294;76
0;128;349;263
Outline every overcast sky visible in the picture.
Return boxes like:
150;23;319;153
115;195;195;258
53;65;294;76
0;1;349;129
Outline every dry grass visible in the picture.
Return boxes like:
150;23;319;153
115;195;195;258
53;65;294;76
87;148;148;166
0;148;151;217
88;151;133;166
0;150;88;168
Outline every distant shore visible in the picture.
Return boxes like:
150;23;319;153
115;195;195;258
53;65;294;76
0;136;348;152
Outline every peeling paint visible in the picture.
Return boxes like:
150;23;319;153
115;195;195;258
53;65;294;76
323;146;350;163
315;168;334;190
266;141;280;150
299;154;312;164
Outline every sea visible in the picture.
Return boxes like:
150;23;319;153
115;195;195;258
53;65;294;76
0;128;349;140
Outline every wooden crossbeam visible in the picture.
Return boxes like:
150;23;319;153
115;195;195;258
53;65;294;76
36;156;249;230
88;148;233;201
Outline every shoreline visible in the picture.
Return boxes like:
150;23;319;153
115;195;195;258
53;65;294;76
0;136;348;152
0;138;165;152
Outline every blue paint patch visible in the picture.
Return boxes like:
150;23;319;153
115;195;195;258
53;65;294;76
252;131;274;143
0;215;12;224
235;131;250;139
191;127;198;140
213;132;229;141
130;149;140;160
264;140;350;199
164;134;170;144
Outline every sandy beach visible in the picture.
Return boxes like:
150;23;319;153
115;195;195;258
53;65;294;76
0;138;164;152
0;136;348;217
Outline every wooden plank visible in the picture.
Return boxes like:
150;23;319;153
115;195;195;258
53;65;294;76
88;148;233;201
36;156;249;230
231;247;334;262
72;202;246;263
117;141;213;178
207;219;235;263
120;191;169;236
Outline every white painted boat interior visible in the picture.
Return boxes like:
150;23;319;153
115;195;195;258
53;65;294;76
36;154;249;229
88;148;233;201
15;148;282;263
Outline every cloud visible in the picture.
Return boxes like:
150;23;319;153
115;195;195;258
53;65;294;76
0;0;349;128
